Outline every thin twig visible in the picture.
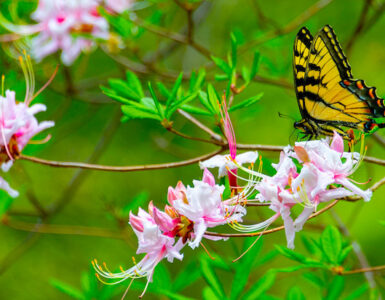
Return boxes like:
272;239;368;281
339;265;385;275
19;148;224;172
177;109;224;143
130;15;211;59
2;218;123;240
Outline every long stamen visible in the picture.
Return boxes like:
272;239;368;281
24;52;35;103
121;278;134;300
18;55;30;103
28;65;59;105
1;74;4;97
200;242;216;260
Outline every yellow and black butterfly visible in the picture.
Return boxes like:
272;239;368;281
293;25;385;139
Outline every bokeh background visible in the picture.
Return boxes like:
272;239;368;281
0;0;385;299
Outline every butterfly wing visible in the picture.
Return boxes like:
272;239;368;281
293;27;313;119
295;25;385;137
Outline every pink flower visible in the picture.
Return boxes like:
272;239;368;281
244;132;372;248
171;169;246;248
200;151;259;178
0;90;54;155
94;205;184;297
1;0;110;65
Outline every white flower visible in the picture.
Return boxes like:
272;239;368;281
200;151;259;178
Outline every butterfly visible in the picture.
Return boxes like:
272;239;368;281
293;25;385;140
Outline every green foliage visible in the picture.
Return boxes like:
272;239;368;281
51;266;117;300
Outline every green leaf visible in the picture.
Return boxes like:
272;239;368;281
151;263;172;290
286;286;305;300
207;84;220;115
275;245;309;264
121;105;160;121
228;93;263;112
108;79;141;101
165;72;183;117
241;66;251;84
188;69;205;92
200;258;224;298
50;279;84;300
215;74;229;81
326;276;344;300
338;245;352;264
243;271;276;300
379;220;385;226
0;191;14;216
202;287;221;300
321;226;342;264
301;235;323;257
302;272;324;287
230;237;263;300
147;82;165;120
211;56;232;75
344;283;369;300
180;104;212;116
198;91;215;114
230;33;237;68
168;92;198;117
173;261;201;292
126;70;144;98
140;97;158;113
250;51;261;80
156;82;171;98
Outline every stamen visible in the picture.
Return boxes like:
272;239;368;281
18;55;30;103
121;278;134;300
200;242;216;260
28;65;59;105
28;134;52;145
1;74;4;97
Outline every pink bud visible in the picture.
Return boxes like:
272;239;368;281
153;207;175;232
129;212;144;232
148;201;154;217
203;168;215;186
167;187;177;204
331;131;344;153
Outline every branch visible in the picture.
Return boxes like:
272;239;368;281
2;217;123;240
177;109;224;143
130;15;211;59
338;265;385;275
19;148;224;172
238;0;334;55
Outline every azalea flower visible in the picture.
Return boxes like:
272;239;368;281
170;169;246;248
200;151;259;178
0;55;54;197
235;132;372;248
94;204;184;297
0;0;110;65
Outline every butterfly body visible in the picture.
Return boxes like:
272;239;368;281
293;25;385;139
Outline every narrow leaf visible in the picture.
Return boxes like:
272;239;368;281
50;279;84;299
321;226;342;264
250;51;261;80
228;93;263;112
126;71;144;97
200;258;224;298
211;56;232;75
147;82;165;119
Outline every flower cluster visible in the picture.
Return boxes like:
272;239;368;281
242;132;372;248
0;55;54;197
93;168;246;296
0;0;132;65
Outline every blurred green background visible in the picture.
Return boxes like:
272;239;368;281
0;0;385;299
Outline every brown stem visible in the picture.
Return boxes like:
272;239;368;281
130;16;211;59
166;126;216;144
2;217;123;240
177;109;224;143
19;148;224;172
339;265;385;275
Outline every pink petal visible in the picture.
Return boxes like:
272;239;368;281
202;168;215;187
331;131;344;153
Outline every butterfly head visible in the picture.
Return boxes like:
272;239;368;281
294;119;315;139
